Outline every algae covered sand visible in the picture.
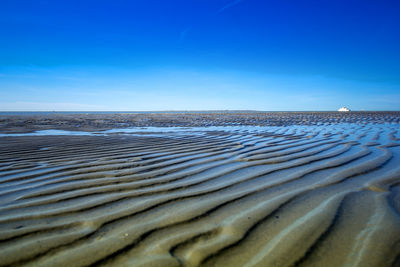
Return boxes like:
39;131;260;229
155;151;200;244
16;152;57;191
0;112;399;266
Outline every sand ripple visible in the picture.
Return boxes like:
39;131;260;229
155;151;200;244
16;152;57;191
0;122;399;266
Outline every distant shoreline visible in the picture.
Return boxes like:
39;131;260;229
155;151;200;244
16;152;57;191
1;110;399;116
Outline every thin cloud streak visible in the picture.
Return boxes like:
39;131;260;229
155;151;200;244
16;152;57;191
218;0;244;13
178;27;191;43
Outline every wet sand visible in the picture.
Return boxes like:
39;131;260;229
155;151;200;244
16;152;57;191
1;111;399;133
0;112;399;266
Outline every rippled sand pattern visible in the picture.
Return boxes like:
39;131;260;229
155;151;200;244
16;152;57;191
0;123;400;267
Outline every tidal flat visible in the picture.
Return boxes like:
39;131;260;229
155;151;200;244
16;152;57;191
0;112;399;266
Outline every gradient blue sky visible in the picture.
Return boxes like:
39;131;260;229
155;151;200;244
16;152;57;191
0;0;399;111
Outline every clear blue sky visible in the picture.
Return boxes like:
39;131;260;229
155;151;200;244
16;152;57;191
0;0;399;111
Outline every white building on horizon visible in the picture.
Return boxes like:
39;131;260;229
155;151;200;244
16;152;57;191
338;107;350;112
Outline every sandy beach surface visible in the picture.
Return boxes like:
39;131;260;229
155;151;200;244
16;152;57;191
0;112;399;266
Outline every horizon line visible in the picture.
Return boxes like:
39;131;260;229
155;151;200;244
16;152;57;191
1;110;399;113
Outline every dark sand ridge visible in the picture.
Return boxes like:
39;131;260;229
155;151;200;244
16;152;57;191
0;139;342;215
0;113;399;266
1;111;400;133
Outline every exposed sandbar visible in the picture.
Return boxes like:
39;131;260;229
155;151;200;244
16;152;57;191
0;112;399;266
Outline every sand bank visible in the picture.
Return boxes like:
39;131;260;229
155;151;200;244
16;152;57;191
0;112;399;266
1;111;399;133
